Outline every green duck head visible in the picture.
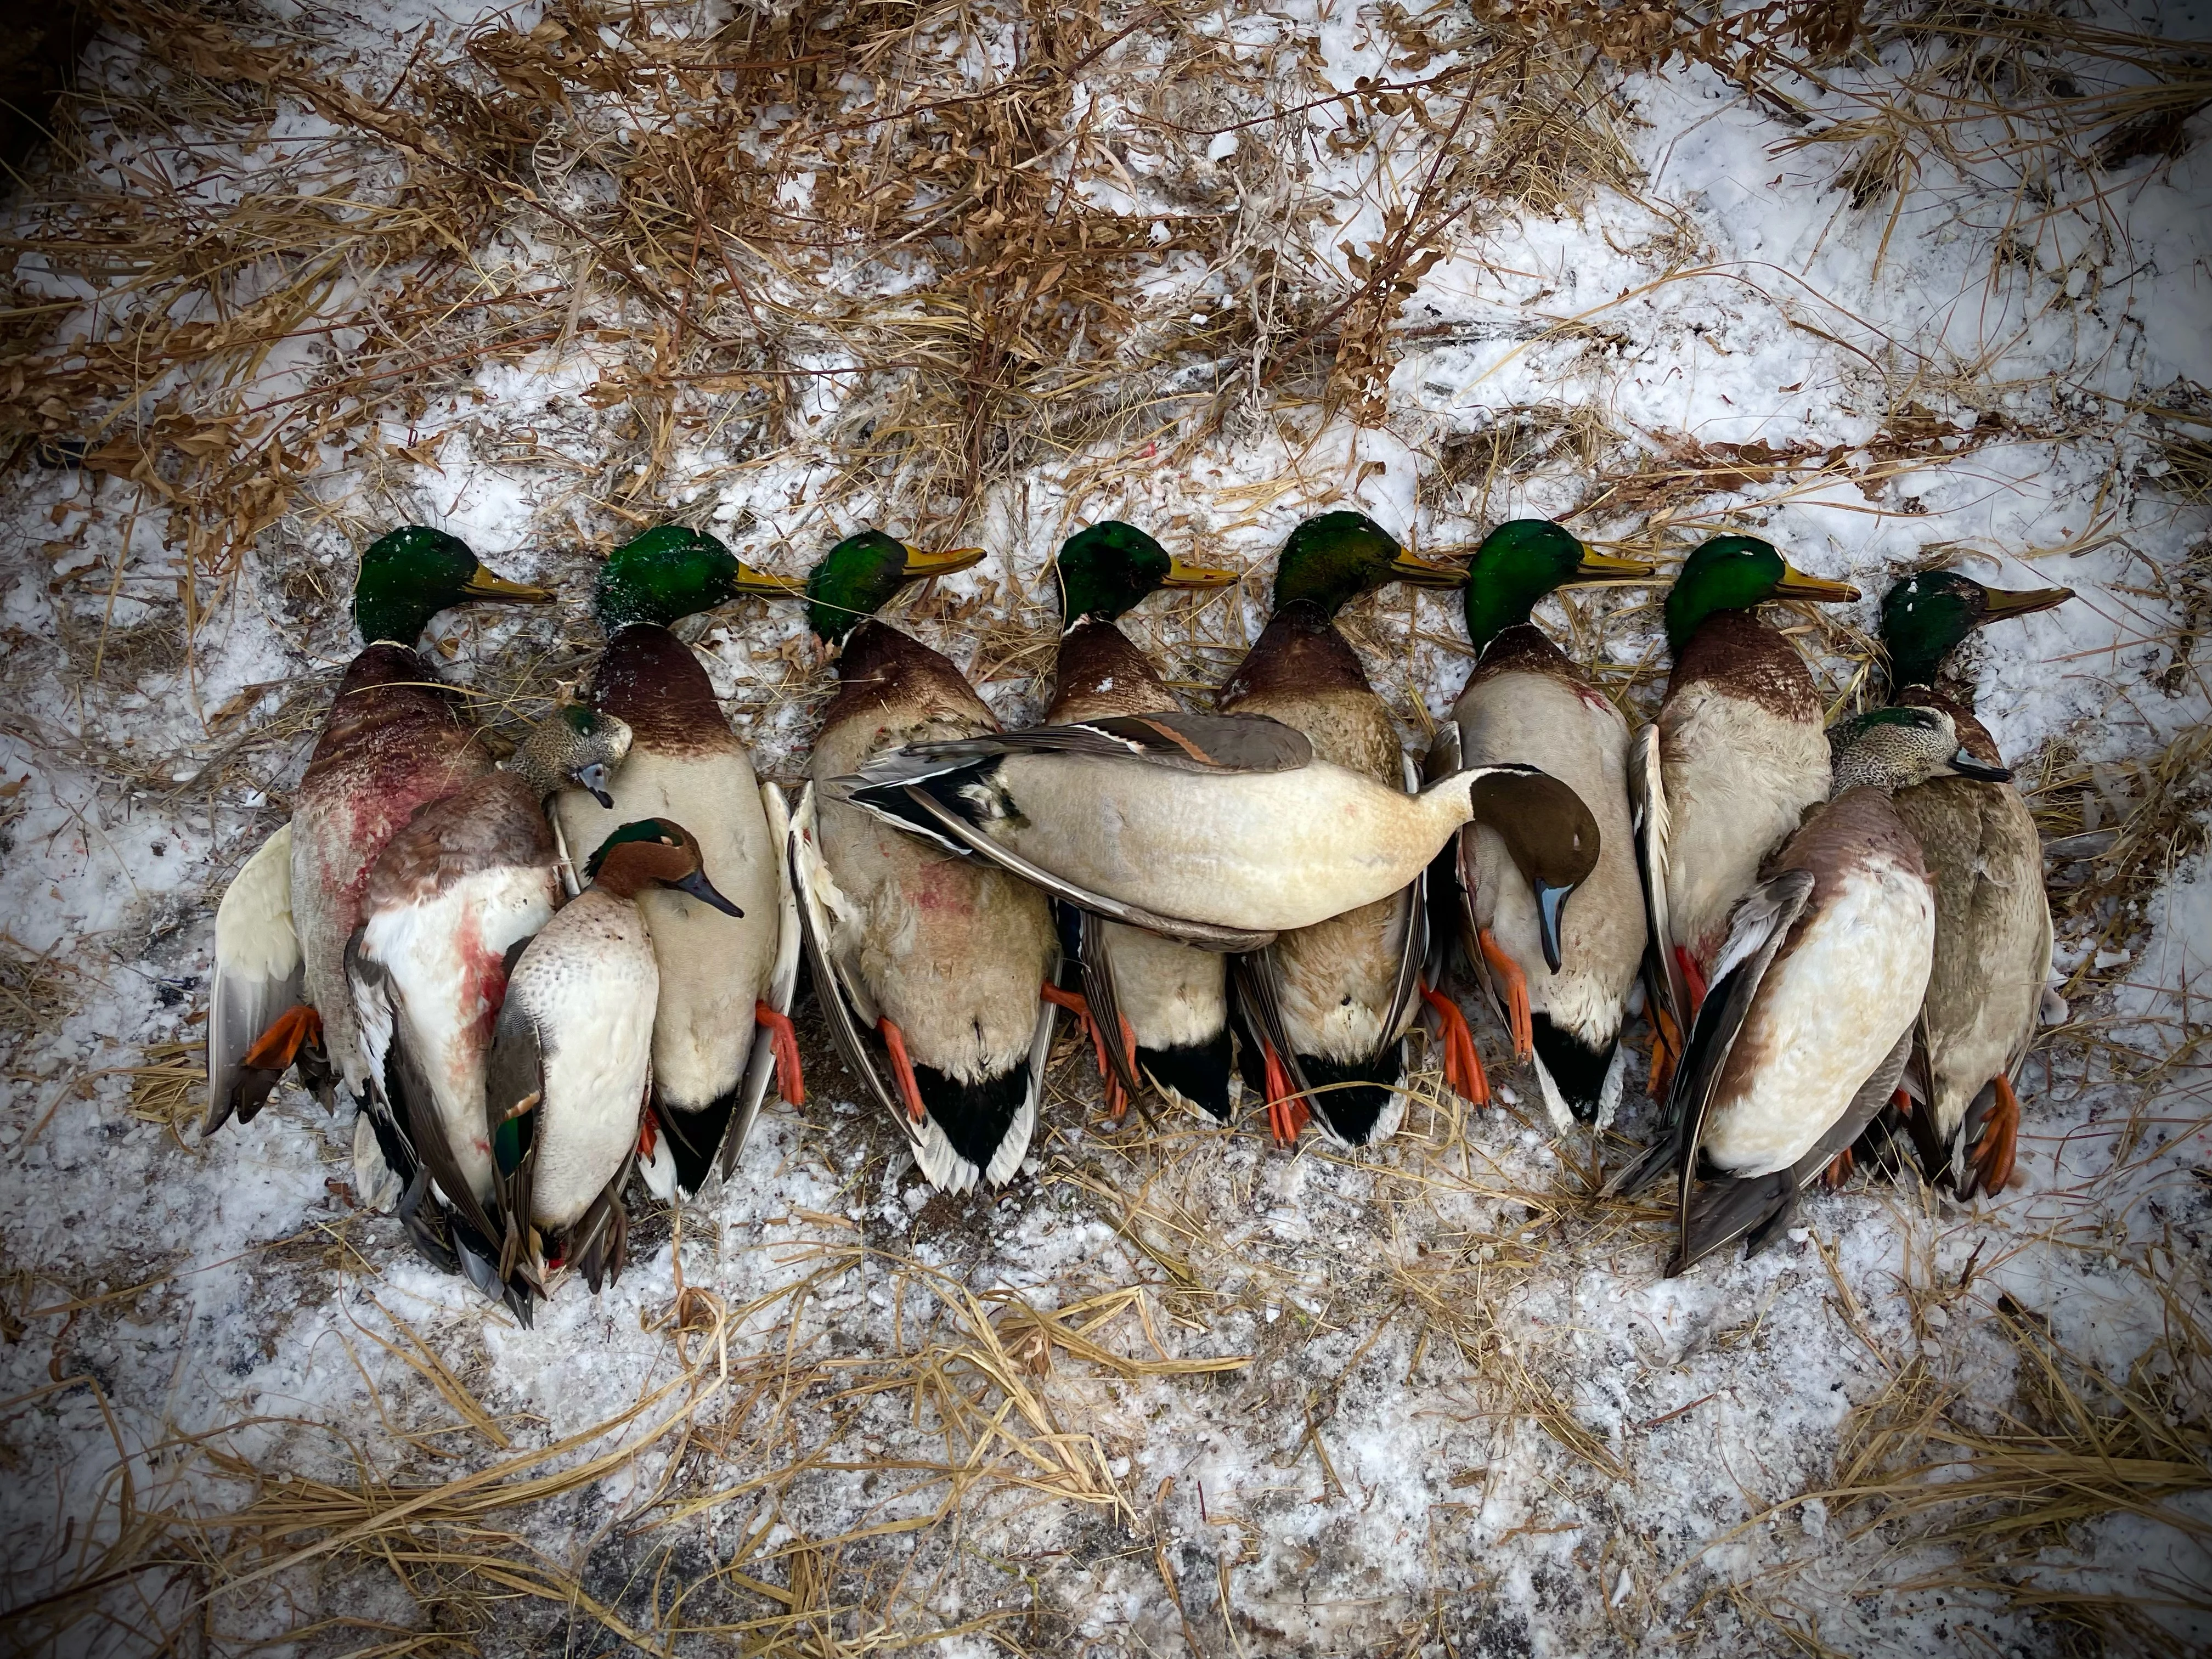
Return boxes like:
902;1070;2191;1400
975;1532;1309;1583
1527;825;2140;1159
1054;521;1239;627
1460;518;1658;652
805;528;985;646
353;526;551;646
1829;704;2012;793
1880;569;2074;690
594;525;795;631
1271;510;1461;620
1663;533;1860;650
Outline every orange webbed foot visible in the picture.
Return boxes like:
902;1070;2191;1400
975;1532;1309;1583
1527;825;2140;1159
754;1001;805;1107
1417;978;1489;1106
240;1003;322;1073
1477;930;1533;1062
1970;1074;2021;1197
1261;1041;1307;1145
1041;983;1130;1118
877;1017;927;1125
1822;1146;1855;1190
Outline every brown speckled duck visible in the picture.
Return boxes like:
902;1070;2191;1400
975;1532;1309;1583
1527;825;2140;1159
1619;708;2012;1272
1873;570;2073;1197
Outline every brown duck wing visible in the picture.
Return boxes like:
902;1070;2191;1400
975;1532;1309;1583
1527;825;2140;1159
858;710;1313;778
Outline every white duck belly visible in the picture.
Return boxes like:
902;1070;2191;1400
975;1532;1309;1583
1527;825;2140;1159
1700;857;1934;1177
356;865;557;1201
1659;685;1831;972
818;795;1056;1082
557;746;778;1112
981;755;1466;932
1105;921;1228;1053
510;892;659;1229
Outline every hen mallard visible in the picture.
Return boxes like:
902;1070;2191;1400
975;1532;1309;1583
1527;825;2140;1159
1618;707;2012;1272
556;526;804;1195
206;527;550;1134
1634;534;1859;1060
1875;569;2073;1197
1042;521;1242;1122
785;529;1063;1192
1215;510;1463;1147
346;707;633;1316
486;818;744;1317
1426;519;1656;1130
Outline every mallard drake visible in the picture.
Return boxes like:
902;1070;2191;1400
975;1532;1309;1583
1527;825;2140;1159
206;527;550;1134
1042;521;1242;1122
347;706;634;1314
1634;534;1859;1051
486;819;744;1316
1215;510;1463;1147
555;526;804;1196
785;529;1063;1193
1621;708;2012;1271
1426;520;1657;1130
836;714;1593;980
1876;570;2073;1197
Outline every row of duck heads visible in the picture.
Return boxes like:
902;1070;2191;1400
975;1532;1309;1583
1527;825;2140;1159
204;513;2072;1314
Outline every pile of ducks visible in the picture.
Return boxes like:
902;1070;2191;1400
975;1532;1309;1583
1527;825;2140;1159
202;513;2072;1318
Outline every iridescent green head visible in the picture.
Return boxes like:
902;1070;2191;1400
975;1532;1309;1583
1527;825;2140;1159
805;529;985;645
1054;521;1239;627
1270;510;1461;619
1663;534;1860;650
1460;519;1658;652
353;526;551;645
1880;569;2074;690
594;525;793;631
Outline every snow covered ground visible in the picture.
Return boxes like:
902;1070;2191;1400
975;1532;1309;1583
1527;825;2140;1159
2;3;2207;1654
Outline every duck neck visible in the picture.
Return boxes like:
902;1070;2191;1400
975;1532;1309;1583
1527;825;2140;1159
1464;580;1548;656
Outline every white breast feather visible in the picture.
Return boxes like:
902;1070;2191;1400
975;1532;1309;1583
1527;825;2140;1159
557;747;778;1111
1699;860;1934;1178
356;866;556;1203
513;899;658;1229
1660;687;1830;969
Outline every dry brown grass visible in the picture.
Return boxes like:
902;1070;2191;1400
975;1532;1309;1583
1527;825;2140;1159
4;1;2208;1654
